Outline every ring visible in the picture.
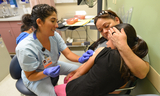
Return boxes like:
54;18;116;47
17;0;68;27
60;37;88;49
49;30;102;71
112;32;116;35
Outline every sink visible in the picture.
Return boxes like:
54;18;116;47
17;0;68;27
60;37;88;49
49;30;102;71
0;16;13;18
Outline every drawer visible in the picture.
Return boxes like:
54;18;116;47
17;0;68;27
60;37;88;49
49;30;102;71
0;21;11;28
9;21;22;27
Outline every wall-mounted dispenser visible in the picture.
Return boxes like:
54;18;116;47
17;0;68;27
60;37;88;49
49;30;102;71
1;4;13;18
9;0;18;8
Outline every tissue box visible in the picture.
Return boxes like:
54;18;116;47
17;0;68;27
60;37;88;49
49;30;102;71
74;15;85;19
75;11;86;19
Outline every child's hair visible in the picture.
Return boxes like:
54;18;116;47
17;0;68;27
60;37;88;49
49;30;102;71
21;14;32;32
20;24;32;32
21;4;57;29
114;23;148;81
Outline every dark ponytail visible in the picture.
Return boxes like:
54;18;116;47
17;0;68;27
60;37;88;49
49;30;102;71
132;38;148;59
21;14;32;26
20;14;32;32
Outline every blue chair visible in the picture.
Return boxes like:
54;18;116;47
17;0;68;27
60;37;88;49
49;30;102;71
9;55;59;96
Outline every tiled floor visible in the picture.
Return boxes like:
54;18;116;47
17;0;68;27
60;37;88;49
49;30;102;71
0;50;84;96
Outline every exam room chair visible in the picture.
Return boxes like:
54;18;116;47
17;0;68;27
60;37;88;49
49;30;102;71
9;55;59;96
114;79;137;94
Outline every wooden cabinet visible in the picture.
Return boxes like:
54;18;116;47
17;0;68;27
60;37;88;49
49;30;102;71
0;21;22;53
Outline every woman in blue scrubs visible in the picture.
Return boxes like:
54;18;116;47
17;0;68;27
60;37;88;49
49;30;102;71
16;4;93;96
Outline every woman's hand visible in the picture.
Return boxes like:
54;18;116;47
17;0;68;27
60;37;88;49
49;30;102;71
78;49;94;63
65;70;81;83
43;65;60;78
65;70;76;82
108;27;128;50
68;72;82;83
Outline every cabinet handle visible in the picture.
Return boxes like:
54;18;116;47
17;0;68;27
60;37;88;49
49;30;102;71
9;30;12;36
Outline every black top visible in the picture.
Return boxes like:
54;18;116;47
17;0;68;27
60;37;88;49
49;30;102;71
66;47;126;96
88;37;108;51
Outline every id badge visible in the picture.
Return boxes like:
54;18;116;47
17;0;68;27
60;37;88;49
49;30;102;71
42;56;53;68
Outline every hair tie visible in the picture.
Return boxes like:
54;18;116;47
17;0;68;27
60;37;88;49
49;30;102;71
135;37;139;42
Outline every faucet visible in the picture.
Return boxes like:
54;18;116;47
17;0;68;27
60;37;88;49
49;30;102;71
2;4;12;18
2;5;7;18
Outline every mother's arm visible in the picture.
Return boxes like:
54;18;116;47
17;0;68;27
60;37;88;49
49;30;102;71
109;27;149;79
118;44;149;79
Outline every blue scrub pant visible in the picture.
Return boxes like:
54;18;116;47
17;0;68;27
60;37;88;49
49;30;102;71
27;61;79;96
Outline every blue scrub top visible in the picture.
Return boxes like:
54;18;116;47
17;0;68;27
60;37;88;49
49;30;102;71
16;31;67;86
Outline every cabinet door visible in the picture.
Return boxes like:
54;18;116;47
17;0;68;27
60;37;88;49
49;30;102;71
0;28;17;53
10;21;22;39
12;27;21;39
0;21;10;28
9;21;22;28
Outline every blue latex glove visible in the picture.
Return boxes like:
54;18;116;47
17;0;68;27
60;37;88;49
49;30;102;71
43;65;60;78
78;49;94;63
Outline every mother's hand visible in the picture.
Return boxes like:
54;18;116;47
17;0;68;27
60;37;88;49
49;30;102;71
108;27;128;50
65;70;76;81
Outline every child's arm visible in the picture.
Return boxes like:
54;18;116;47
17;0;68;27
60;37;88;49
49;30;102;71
68;47;104;82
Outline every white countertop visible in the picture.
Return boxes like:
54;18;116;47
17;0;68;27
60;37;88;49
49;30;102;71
0;15;22;21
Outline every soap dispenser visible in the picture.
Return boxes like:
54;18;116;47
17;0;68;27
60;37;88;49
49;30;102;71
2;4;12;18
9;0;18;8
